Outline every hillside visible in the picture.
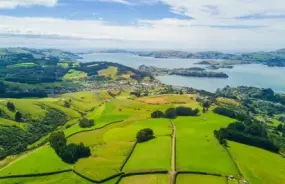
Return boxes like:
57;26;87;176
0;87;284;184
98;48;285;67
0;48;153;98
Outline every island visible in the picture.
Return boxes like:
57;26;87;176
138;65;229;78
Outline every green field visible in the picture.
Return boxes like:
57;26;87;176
0;118;26;129
0;146;71;176
176;174;227;184
123;136;171;171
175;113;239;176
7;63;37;68
63;69;88;81
0;171;92;184
228;141;285;184
98;66;118;80
68;118;171;180
119;174;169;184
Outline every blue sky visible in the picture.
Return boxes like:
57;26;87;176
0;0;285;51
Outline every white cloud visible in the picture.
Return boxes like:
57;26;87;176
0;15;285;51
0;0;285;50
0;0;58;9
96;0;131;5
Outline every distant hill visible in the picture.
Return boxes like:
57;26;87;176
0;48;152;98
98;48;285;67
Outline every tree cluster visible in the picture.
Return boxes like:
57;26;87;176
49;131;91;163
6;102;15;111
214;120;280;153
213;107;247;121
79;118;95;128
151;110;165;118
151;107;199;119
136;128;154;143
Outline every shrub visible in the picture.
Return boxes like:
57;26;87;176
49;131;67;150
64;101;71;108
176;106;199;116
15;111;22;122
79;118;95;128
213;107;247;121
7;101;15;112
136;128;154;143
165;108;177;119
151;110;164;118
58;143;91;164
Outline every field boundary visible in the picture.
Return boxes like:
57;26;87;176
73;169;123;183
120;141;138;171
115;170;169;184
0;169;72;180
66;120;124;138
222;144;243;176
175;170;223;177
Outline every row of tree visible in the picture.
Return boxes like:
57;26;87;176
214;120;280;153
213;107;247;121
49;131;91;163
151;106;199;119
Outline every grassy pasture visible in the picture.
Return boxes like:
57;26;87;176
137;94;199;107
0;118;26;130
1;99;47;121
216;97;240;107
74;141;133;181
175;113;239;176
119;174;169;184
228;141;285;184
123;136;171;171
63;69;87;81
176;174;227;184
0;171;92;184
0;146;71;176
68;118;171;181
98;66;118;80
42;102;81;119
6;62;37;68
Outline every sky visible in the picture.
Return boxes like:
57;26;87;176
0;0;285;51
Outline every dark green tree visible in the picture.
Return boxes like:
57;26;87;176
136;128;154;143
79;118;95;128
7;102;15;112
49;131;67;151
151;110;164;118
15;111;22;122
165;108;177;119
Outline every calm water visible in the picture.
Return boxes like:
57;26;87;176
79;53;285;93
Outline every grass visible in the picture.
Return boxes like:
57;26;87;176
123;136;171;171
1;99;47;121
63;69;87;81
216;97;240;107
137;94;199;107
74;141;134;181
6;63;37;68
175;112;239;176
43;102;81;119
176;174;227;184
228;141;285;184
119;174;169;184
0;171;93;184
0;146;71;176
0;118;26;130
98;67;118;80
68;119;171;181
